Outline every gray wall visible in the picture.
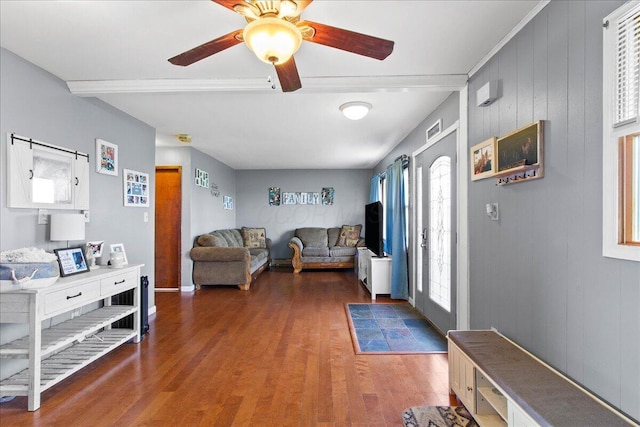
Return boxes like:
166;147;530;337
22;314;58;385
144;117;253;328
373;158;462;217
374;92;460;174
236;170;370;259
0;47;156;377
467;1;639;420
156;146;236;289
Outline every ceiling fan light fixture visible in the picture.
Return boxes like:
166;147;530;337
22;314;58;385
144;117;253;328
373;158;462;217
243;17;302;65
340;102;372;120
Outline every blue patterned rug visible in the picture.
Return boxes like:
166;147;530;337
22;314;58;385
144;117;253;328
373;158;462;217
346;303;447;354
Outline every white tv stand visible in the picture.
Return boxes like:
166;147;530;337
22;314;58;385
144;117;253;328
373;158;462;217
0;264;142;411
356;247;391;300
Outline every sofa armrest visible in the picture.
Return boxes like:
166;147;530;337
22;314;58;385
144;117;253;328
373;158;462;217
288;237;304;274
289;236;303;251
190;247;250;262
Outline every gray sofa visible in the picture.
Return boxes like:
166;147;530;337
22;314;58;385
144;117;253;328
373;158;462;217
190;228;270;290
288;226;363;274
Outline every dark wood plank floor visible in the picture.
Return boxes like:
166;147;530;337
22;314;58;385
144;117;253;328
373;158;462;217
0;270;453;426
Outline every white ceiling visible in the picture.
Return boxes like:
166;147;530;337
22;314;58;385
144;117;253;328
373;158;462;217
0;1;541;170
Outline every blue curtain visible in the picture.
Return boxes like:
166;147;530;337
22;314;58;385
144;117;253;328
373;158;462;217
369;174;380;203
385;159;409;300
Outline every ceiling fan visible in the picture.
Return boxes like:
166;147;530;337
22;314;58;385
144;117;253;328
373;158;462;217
168;0;394;92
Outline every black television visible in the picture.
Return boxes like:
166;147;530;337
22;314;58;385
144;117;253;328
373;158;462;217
365;201;384;257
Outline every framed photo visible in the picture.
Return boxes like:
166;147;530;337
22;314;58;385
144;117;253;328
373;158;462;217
496;121;544;173
426;119;443;142
223;195;233;210
86;240;104;257
96;139;118;176
195;168;209;188
109;243;128;265
321;187;334;205
123;169;150;207
269;187;281;206
54;246;90;277
470;137;497;181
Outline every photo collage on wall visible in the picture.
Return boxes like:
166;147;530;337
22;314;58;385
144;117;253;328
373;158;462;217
123;169;149;207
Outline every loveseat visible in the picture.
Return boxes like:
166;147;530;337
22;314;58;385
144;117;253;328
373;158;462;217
190;228;270;290
288;226;363;274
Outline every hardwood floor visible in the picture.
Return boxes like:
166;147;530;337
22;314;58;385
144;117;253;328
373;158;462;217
0;270;453;426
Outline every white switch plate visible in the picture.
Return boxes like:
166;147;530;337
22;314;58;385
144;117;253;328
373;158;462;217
143;212;149;222
38;209;49;225
83;210;90;223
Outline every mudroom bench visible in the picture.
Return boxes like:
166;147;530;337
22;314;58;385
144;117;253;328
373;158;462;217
447;330;637;427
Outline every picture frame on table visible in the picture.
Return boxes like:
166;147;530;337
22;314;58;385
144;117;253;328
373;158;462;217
109;243;128;266
470;137;497;181
96;139;118;176
54;246;90;277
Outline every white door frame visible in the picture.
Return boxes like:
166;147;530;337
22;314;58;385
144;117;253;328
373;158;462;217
410;87;469;330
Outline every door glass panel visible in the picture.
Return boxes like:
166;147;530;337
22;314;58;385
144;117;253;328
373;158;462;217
32;148;73;205
429;156;451;311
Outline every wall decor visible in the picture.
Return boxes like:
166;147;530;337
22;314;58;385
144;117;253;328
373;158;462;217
426;119;443;142
96;139;118;176
308;192;320;205
470;137;497;181
195;168;209;188
123;169;150;207
269;187;281;206
223;195;233;210
321;187;335;205
495;120;544;185
283;192;297;205
210;183;220;197
85;240;104;269
54;246;90;277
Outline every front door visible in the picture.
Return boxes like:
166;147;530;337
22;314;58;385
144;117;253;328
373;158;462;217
414;130;457;333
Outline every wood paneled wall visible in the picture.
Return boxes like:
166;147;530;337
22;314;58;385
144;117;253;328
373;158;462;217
467;1;639;421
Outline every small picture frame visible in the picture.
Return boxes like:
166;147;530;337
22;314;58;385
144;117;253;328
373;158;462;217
96;139;118;176
86;240;104;257
269;187;281;206
223;196;233;210
109;243;128;265
426;119;443;142
321;187;334;205
470;137;497;181
123;169;150;207
54;246;90;277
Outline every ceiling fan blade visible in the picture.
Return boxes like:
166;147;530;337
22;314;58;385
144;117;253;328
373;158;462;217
168;29;243;66
275;57;302;92
211;0;241;14
299;20;394;60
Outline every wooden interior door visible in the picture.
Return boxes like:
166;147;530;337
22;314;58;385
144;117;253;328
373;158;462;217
155;166;181;290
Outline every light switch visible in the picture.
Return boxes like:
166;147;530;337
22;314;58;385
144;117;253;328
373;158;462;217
38;209;49;225
144;212;149;222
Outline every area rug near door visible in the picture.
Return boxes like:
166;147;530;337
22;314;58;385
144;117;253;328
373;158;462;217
402;406;478;427
345;303;447;354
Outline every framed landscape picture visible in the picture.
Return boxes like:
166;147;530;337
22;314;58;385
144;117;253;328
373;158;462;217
470;137;497;181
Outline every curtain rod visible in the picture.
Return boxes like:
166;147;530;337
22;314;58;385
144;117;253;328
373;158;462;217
11;133;89;162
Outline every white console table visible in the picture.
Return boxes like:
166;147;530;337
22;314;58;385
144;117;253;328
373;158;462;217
448;330;636;427
0;264;142;411
356;247;391;300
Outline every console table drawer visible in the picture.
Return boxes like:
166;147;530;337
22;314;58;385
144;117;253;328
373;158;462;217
44;282;100;315
100;271;137;296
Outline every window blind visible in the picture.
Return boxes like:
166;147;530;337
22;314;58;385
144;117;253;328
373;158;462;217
615;5;640;126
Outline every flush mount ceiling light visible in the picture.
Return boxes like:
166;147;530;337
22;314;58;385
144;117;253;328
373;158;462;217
340;102;372;120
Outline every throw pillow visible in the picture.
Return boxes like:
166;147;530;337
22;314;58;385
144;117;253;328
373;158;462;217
241;227;267;248
336;224;362;247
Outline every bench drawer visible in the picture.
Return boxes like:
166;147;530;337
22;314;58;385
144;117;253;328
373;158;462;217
100;271;137;296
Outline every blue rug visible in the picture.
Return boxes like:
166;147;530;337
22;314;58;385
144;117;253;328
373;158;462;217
346;303;447;354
